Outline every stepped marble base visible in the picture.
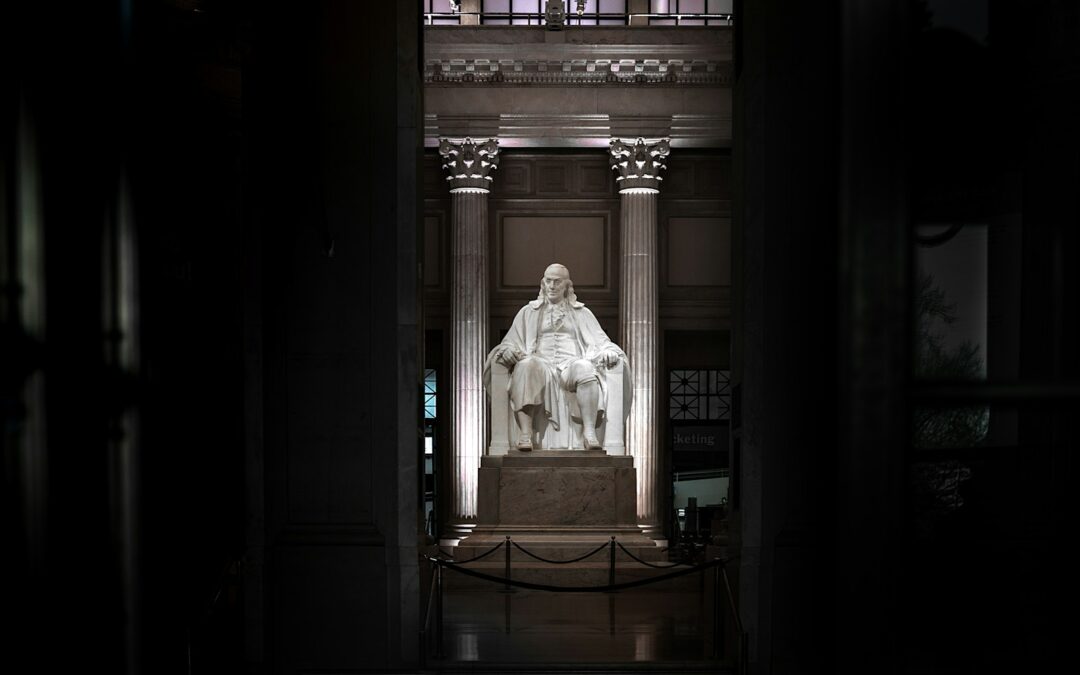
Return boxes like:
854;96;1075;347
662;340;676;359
448;451;668;587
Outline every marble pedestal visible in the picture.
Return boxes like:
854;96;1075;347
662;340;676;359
477;450;639;529
447;451;677;588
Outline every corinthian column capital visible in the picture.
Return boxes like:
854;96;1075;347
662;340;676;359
438;137;500;193
609;137;670;192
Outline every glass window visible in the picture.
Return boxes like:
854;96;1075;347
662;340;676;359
649;0;731;25
669;369;731;420
482;0;552;25
914;224;990;382
565;0;628;25
424;368;437;419
481;0;508;24
422;0;462;24
569;0;597;25
422;368;438;536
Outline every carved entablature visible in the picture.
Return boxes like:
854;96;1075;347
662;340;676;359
438;137;501;192
424;37;732;148
609;138;670;192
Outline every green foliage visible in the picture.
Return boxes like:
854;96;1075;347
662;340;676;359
913;272;988;448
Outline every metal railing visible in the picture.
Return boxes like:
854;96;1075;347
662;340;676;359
420;535;747;671
423;12;734;26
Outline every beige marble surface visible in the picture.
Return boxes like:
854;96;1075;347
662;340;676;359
477;455;637;527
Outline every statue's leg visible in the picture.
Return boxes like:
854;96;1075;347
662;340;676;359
576;380;601;449
514;407;534;450
510;358;547;451
565;359;602;449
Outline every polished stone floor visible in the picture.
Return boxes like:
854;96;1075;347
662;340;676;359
425;586;735;671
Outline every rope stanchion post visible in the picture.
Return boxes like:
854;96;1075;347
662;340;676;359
739;631;748;675
434;561;444;659
498;535;515;594
608;592;615;636
420;561;437;668
721;562;742;634
718;561;746;673
607;536;616;590
712;558;723;659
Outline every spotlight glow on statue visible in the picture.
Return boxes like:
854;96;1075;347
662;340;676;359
484;263;632;451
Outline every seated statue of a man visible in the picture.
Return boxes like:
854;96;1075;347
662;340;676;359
484;263;632;451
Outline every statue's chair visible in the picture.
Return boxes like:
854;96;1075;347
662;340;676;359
487;361;626;455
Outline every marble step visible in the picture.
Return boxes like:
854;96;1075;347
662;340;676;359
449;531;667;562
439;560;707;591
449;542;668;563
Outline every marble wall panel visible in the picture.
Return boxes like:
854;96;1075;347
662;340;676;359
261;2;420;669
696;159;731;199
667;217;731;286
424;215;442;288
423;156;445;194
274;547;388;669
536;163;570;195
501;215;606;287
498;161;532;195
661;164;695;197
579;162;615;195
285;354;373;524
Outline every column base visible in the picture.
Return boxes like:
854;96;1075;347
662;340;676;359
439;521;477;547
638;522;667;546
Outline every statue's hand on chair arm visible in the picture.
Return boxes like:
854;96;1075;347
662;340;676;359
587;346;623;370
493;344;524;369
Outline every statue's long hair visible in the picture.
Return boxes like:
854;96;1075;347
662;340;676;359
535;265;578;305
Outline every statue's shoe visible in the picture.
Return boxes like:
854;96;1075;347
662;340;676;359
584;433;601;449
516;436;533;451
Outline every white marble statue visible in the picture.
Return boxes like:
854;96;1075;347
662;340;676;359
484;263;632;451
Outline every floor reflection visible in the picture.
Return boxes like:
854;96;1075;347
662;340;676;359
433;587;725;667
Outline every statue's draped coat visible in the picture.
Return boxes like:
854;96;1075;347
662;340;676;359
484;299;633;447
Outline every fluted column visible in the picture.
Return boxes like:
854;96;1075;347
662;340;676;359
439;137;499;526
611;137;669;533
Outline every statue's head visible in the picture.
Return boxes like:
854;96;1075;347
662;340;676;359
536;263;578;305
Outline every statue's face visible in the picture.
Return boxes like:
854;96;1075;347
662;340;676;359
542;266;570;303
